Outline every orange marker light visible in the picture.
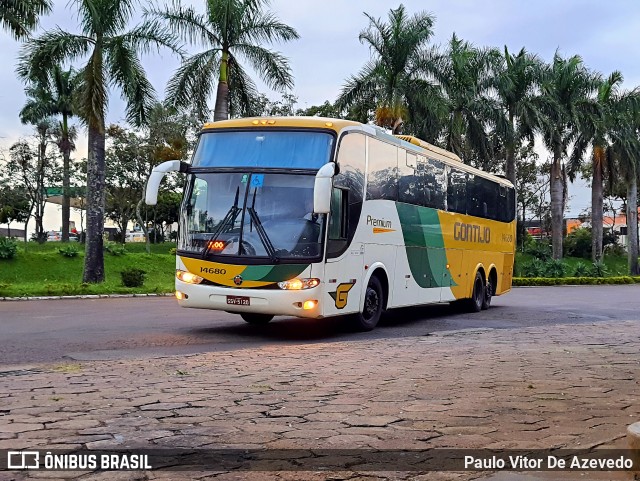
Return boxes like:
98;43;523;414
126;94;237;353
303;300;317;310
208;240;226;251
175;291;188;300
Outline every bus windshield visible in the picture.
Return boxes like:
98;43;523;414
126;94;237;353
192;130;334;169
179;172;324;261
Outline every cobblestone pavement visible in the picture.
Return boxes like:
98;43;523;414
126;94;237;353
1;320;639;480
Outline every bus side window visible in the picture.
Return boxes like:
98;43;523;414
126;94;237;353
329;188;348;239
327;188;349;255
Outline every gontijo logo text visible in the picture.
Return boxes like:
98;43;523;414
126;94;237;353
453;222;490;244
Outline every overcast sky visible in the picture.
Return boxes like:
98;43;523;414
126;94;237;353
2;0;640;217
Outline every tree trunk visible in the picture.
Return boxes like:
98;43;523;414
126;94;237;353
591;148;604;262
213;51;230;122
83;123;106;283
550;147;564;259
61;114;71;243
627;176;639;275
505;112;516;186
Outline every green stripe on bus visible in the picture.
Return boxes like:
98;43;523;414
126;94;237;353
396;203;455;289
243;264;309;282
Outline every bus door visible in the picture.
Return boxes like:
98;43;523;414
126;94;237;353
323;187;363;317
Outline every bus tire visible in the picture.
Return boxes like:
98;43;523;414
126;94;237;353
240;313;274;325
466;271;484;313
353;276;384;331
482;278;493;310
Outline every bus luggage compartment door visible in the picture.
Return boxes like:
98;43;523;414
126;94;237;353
323;243;364;317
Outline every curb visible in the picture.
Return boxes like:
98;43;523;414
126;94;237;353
0;293;175;301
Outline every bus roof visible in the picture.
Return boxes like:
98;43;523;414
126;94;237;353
394;135;463;163
201;116;361;133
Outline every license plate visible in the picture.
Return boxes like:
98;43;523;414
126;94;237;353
226;295;250;306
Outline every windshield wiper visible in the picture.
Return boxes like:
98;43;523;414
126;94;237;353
201;186;241;259
246;188;279;263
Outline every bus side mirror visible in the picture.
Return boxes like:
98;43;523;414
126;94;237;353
145;160;189;205
314;163;336;214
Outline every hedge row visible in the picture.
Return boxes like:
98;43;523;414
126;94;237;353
513;276;640;286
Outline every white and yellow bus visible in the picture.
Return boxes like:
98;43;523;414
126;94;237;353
146;117;516;330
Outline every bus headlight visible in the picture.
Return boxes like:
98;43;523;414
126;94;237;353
176;270;204;284
278;278;320;290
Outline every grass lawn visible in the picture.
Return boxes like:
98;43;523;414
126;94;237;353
514;252;630;277
0;241;176;297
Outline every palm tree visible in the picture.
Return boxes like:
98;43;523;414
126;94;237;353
568;72;640;262
1;0;51;39
149;0;299;122
491;46;544;185
426;34;498;165
611;118;640;275
18;0;179;282
20;66;80;242
537;53;598;259
335;4;437;134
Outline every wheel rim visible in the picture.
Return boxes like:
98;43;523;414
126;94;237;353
363;288;379;321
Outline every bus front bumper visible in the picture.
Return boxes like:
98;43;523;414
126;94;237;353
174;280;324;319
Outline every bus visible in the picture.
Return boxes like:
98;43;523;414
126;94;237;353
145;117;516;331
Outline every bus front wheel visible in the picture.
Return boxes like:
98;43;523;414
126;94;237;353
353;276;384;331
466;272;485;313
240;313;274;325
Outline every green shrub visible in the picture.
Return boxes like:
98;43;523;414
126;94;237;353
564;228;592;259
513;276;640;286
572;262;590;277
524;240;552;260
0;237;18;260
542;259;568;278
169;247;177;255
104;241;127;256
120;267;146;287
604;243;626;257
521;258;545;277
589;261;608;278
58;244;80;258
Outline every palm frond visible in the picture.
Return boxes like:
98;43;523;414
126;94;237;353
227;59;260;117
0;0;51;39
239;11;299;44
119;21;184;57
145;1;219;48
17;29;93;82
233;43;294;90
105;35;157;127
165;49;219;122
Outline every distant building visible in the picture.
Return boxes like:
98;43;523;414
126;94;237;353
0;227;25;238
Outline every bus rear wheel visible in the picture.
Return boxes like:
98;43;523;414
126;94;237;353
353;276;384;331
482;278;493;310
240;313;274;325
466;271;485;313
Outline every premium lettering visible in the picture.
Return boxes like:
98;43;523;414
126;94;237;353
453;222;490;243
366;215;392;229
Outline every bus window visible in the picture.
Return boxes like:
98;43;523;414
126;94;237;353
398;151;422;205
366;138;398;201
447;168;467;214
422;157;446;210
328;188;348;240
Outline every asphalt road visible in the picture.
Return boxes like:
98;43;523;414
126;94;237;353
0;285;638;365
